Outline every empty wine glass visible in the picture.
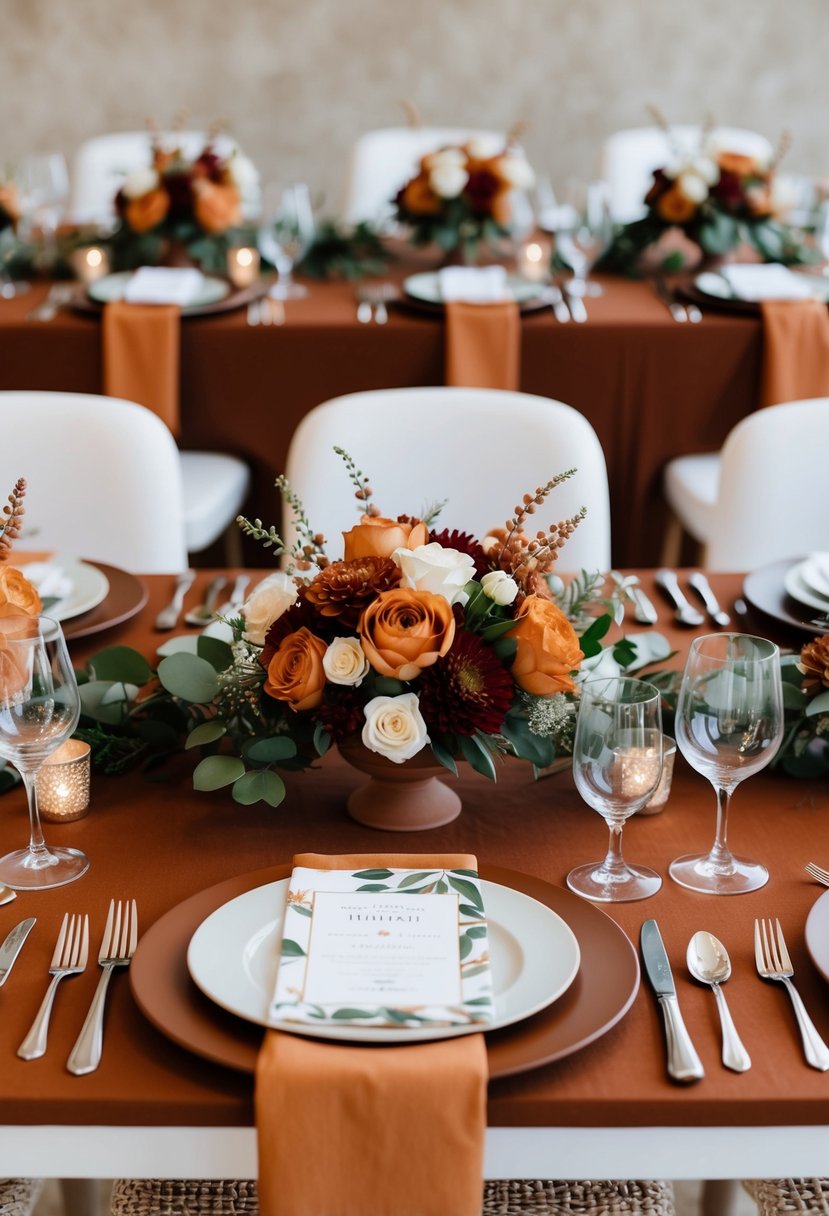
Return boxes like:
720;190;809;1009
671;633;784;895
556;179;611;297
567;676;663;902
17;153;69;265
0;615;88;890
257;182;315;299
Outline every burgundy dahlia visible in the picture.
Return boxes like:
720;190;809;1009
417;627;514;736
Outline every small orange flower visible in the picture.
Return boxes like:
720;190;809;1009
508;596;583;696
400;174;442;217
124;187;170;233
0;567;41;617
192;179;242;234
342;516;428;562
655;184;698;224
717;151;760;177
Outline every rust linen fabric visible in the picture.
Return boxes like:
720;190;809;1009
102;301;181;436
444;300;520;390
759;299;829;409
255;851;489;1216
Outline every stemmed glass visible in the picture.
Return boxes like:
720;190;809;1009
556;179;611;297
567;676;664;902
0;615;88;889
17;153;69;267
257;182;315;299
671;633;784;895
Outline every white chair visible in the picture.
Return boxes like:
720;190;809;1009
283;387;611;574
601;126;774;224
662;397;829;570
341;127;506;227
69;130;242;225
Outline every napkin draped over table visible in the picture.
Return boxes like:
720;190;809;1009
102;301;182;436
255;851;489;1216
440;266;520;391
759;299;829;409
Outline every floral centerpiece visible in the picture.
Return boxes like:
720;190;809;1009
596;125;810;275
393;135;535;263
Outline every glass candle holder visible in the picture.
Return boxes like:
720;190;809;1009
516;238;550;282
70;246;110;284
226;246;260;288
637;735;676;816
36;739;91;822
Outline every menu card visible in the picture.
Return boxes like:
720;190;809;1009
269;862;495;1029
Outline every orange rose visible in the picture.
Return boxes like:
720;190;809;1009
507;596;583;696
359;588;455;680
717;151;759;177
0;567;41;617
263;627;328;711
124;187;170;233
342;516;429;562
655;184;698;224
400;175;442;217
192;180;242;234
0;183;20;225
0;611;38;698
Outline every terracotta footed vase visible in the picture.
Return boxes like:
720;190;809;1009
338;739;462;831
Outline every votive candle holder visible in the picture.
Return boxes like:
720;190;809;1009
227;246;261;288
36;739;91;822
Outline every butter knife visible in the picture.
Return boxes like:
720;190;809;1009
641;919;704;1083
0;917;36;987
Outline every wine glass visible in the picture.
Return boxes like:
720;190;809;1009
17;153;69;264
556;179;611;296
257;182;315;299
566;676;664;902
670;633;784;895
0;615;88;889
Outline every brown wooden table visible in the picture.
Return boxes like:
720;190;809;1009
1;572;826;1183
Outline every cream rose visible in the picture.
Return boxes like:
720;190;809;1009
497;154;535;191
121;167;161;199
242;572;299;645
429;163;468;199
676;170;708;205
480;569;519;606
362;692;429;763
323;636;369;687
393;543;475;605
227;153;259;195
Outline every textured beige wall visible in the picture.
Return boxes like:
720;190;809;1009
3;0;827;215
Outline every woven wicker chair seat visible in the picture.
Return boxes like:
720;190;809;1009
0;1180;43;1216
743;1179;829;1214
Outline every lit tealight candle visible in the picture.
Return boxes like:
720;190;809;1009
517;238;550;282
36;740;91;823
227;246;261;288
619;745;662;802
638;736;677;816
70;246;110;284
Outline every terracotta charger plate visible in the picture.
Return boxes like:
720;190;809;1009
130;861;640;1080
61;560;148;641
68;277;268;319
743;557;829;639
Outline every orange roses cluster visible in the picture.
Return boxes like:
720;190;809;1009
645;147;779;227
115;138;247;237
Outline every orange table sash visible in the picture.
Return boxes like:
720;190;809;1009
444;300;520;390
102;300;181;436
759;298;829;409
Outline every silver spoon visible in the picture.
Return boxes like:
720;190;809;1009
654;569;705;627
687;572;730;627
0;886;16;906
184;575;227;627
687;931;751;1073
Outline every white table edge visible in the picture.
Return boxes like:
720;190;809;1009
1;1125;827;1179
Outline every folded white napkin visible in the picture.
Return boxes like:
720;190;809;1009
805;552;829;597
23;562;74;602
438;265;510;303
123;267;205;306
720;263;815;302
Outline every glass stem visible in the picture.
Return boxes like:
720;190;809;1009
710;785;735;866
602;821;628;877
19;769;50;858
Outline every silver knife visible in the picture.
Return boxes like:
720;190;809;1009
563;281;588;323
641;919;705;1083
0;917;36;987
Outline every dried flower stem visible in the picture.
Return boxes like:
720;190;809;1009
495;469;576;569
333;447;375;518
0;477;27;563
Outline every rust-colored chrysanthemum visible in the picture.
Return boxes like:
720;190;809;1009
800;636;829;695
417;627;514;736
303;556;401;628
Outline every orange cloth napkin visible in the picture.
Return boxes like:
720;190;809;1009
255;851;489;1216
444;300;520;390
102;301;182;436
759;299;829;409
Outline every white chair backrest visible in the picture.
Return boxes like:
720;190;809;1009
284;388;611;574
69;130;240;224
707;397;829;571
601;125;774;224
341;127;506;227
0;391;188;574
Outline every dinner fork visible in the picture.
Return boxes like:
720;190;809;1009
26;283;74;323
754;917;829;1070
805;862;829;887
18;913;89;1060
67;899;138;1076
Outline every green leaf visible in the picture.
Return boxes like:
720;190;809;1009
397;871;437;888
459;903;483;917
429;737;458;776
78;680;132;726
88;646;154;685
371;676;407;697
466;925;488;938
434;879;449;893
782;682;809;710
331;1007;375;1019
500;714;555;768
448;875;484;910
458;734;497;781
481;617;518;642
243;735;298;763
186;721;227;749
158;653;220;703
196;636;234;671
291;904;313;918
493;635;517;664
313;723;332;756
464;996;494;1006
461;963;491;978
451;868;480;877
356;883;390;892
232;769;286;807
280;939;306;957
459;935;473;960
193;754;245;791
352;868;394;879
806;691;829;717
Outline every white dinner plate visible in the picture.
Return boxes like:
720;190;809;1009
694;270;829;304
88;271;231;310
27;556;110;622
403;272;544;307
783;561;829;613
800;554;829;600
187;877;581;1044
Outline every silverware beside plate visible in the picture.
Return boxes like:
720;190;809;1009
0;917;36;988
641;919;705;1083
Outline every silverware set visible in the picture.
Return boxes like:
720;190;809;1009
654;568;730;627
355;284;396;324
155;572;257;631
246;295;285;326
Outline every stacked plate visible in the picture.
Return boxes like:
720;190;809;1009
783;553;829;616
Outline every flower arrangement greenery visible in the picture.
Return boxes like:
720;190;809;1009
774;636;829;778
295;219;391;280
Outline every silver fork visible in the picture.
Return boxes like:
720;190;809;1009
26;283;74;322
754;917;829;1071
67;899;138;1076
18;913;89;1060
154;569;196;631
805;862;829;887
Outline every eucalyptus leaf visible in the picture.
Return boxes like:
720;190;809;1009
331;1008;375;1019
158;653;220;703
313;723;332;756
465;925;488;939
232;769;286;807
243;736;299;763
397;871;437;888
196;636;235;672
88;646;154;685
805;691;829;717
186;721;227;749
193;754;245;791
459;935;473;960
493;636;517;664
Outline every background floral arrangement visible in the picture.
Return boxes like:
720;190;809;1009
393;135;535;261
0;181;20;235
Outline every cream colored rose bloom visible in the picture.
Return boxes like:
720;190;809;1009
227;153;259;194
323;636;369;686
394;542;475;605
466;135;504;160
362;693;429;763
429;163;468;199
677;170;708;204
480;569;519;606
121;167;161;199
242;572;299;644
497;153;535;191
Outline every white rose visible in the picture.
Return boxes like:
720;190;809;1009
121;167;160;199
227;153;259;194
241;572;299;645
497;154;535;191
480;569;519;606
323;636;369;687
362;693;429;763
677;171;708;204
693;156;720;186
466;135;504;160
394;542;476;604
429;163;468;199
425;147;467;170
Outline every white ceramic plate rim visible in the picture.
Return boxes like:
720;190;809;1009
694;270;829;303
88;271;231;309
783;561;829;613
801;554;829;599
187;877;581;1043
34;556;110;622
403;271;544;306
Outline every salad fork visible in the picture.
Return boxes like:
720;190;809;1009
805;862;829;887
67;898;138;1075
754;917;829;1070
18;913;89;1060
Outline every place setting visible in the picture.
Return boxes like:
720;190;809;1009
14;551;148;640
743;551;829;635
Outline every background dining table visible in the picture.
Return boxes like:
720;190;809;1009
0;571;828;1186
0;274;762;567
